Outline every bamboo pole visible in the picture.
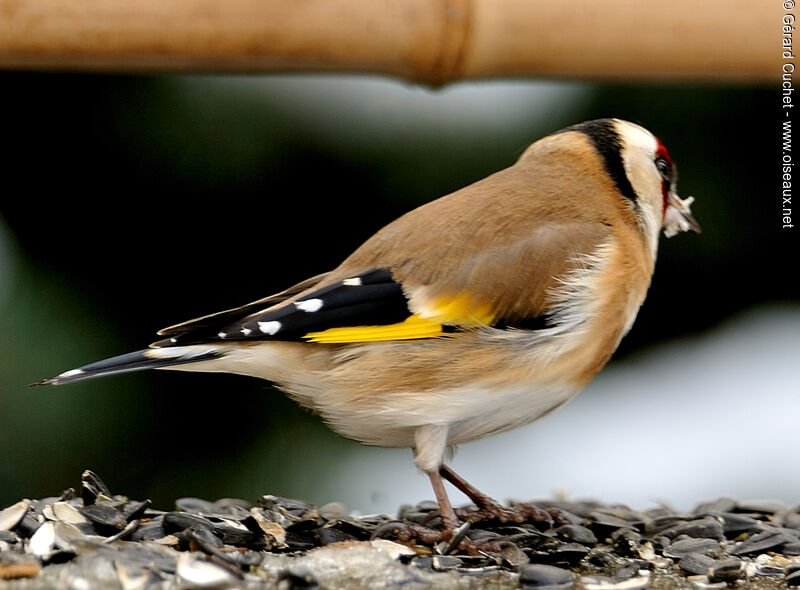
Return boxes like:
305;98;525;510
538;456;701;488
0;0;778;84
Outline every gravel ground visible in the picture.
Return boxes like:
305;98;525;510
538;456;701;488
1;471;799;589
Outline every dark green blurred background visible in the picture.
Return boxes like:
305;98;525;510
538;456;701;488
0;73;796;510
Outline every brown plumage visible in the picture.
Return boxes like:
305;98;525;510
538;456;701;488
35;118;700;549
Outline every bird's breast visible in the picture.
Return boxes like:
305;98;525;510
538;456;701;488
526;236;652;388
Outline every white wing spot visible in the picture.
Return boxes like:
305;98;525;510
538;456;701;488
343;277;362;286
295;298;323;312
258;321;281;335
60;369;85;379
146;346;217;360
217;331;227;339
170;338;178;343
241;327;252;336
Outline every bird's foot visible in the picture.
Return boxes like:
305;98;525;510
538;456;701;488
456;500;568;530
371;520;510;556
372;520;445;546
437;464;566;530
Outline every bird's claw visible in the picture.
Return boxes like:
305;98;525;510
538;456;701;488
456;502;567;530
372;521;445;546
371;520;510;556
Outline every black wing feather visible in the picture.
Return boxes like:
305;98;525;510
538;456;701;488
155;268;413;346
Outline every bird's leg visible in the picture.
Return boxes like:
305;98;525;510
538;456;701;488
426;468;460;532
427;466;520;555
439;464;561;528
373;468;511;555
374;426;489;553
370;469;459;548
374;427;525;554
372;427;458;546
372;464;516;555
438;464;496;509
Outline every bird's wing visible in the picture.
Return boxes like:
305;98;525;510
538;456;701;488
153;268;434;346
152;154;616;348
331;220;611;343
152;223;609;347
154;272;330;344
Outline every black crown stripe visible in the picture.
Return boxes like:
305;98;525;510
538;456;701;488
561;119;639;204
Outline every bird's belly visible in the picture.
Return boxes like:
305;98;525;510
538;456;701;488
445;382;582;445
310;380;582;450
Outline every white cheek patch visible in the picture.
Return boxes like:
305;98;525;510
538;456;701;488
613;120;662;248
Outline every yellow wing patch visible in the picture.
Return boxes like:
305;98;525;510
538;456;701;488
304;314;443;343
303;293;495;344
422;293;495;327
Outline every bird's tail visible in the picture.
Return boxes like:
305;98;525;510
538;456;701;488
30;346;224;386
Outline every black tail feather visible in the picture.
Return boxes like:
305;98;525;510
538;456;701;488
30;346;224;386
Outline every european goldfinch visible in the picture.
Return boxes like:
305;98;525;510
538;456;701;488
35;118;700;544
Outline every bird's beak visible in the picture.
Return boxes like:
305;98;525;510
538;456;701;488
663;192;701;237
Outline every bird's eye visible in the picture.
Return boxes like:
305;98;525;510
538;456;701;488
655;157;672;181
